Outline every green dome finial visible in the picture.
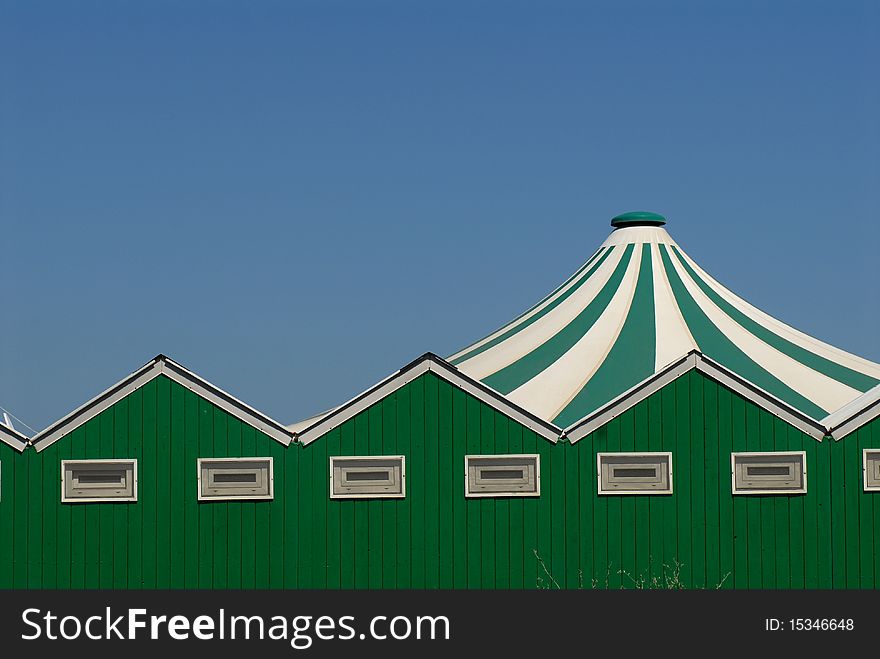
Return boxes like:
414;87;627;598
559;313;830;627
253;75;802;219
610;211;667;228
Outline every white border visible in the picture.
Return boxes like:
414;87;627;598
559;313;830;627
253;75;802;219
0;422;27;453
596;452;674;495
565;351;828;443
31;355;293;451
730;451;807;495
295;354;561;445
295;350;836;447
61;458;138;503
464;454;541;498
824;384;880;441
863;449;880;492
695;357;826;441
197;456;275;501
329;455;406;499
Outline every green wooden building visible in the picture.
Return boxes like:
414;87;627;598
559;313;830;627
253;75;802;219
4;212;880;589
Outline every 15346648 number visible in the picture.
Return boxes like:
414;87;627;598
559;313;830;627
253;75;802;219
790;619;853;631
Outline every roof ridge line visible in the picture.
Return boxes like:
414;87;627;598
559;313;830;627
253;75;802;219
29;354;293;451
294;352;563;446
563;350;827;443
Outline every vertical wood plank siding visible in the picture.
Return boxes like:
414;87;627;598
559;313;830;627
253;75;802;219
569;371;833;589
0;376;290;589
1;369;878;588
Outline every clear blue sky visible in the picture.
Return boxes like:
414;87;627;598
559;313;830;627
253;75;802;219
1;0;878;432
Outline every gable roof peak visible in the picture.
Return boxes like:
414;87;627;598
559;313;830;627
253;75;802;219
0;419;28;452
30;353;293;451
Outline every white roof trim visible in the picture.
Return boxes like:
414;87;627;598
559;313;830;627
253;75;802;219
286;406;341;434
564;353;697;442
694;355;827;441
564;351;828;443
295;353;562;446
30;355;293;452
0;421;28;452
822;383;880;441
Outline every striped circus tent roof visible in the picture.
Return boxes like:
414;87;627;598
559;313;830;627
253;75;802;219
448;212;880;430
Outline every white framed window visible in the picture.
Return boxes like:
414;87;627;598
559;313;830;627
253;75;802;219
464;454;540;498
731;451;806;495
330;456;405;499
597;452;673;495
863;450;880;491
61;459;138;503
198;457;274;501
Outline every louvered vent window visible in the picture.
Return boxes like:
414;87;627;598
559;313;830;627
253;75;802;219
198;458;274;501
865;450;880;491
61;459;138;502
731;452;806;494
465;455;540;497
330;456;405;499
597;453;673;495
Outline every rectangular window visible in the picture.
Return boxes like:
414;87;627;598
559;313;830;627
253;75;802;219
330;456;405;499
597;452;673;495
731;451;806;494
61;459;137;503
465;454;540;498
864;450;880;491
198;457;273;501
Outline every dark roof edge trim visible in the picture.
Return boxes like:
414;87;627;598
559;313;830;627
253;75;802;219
295;352;562;446
29;355;293;451
823;383;880;441
0;422;28;452
564;351;828;443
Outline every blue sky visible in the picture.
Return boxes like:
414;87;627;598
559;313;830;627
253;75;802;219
1;0;878;432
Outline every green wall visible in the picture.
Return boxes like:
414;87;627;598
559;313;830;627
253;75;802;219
829;411;880;589
292;369;554;589
564;370;831;589
0;375;291;589
0;439;26;588
2;368;878;589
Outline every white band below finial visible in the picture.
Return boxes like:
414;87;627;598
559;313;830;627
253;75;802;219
600;226;679;248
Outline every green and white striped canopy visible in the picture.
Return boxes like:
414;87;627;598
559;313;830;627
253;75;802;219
449;212;880;429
